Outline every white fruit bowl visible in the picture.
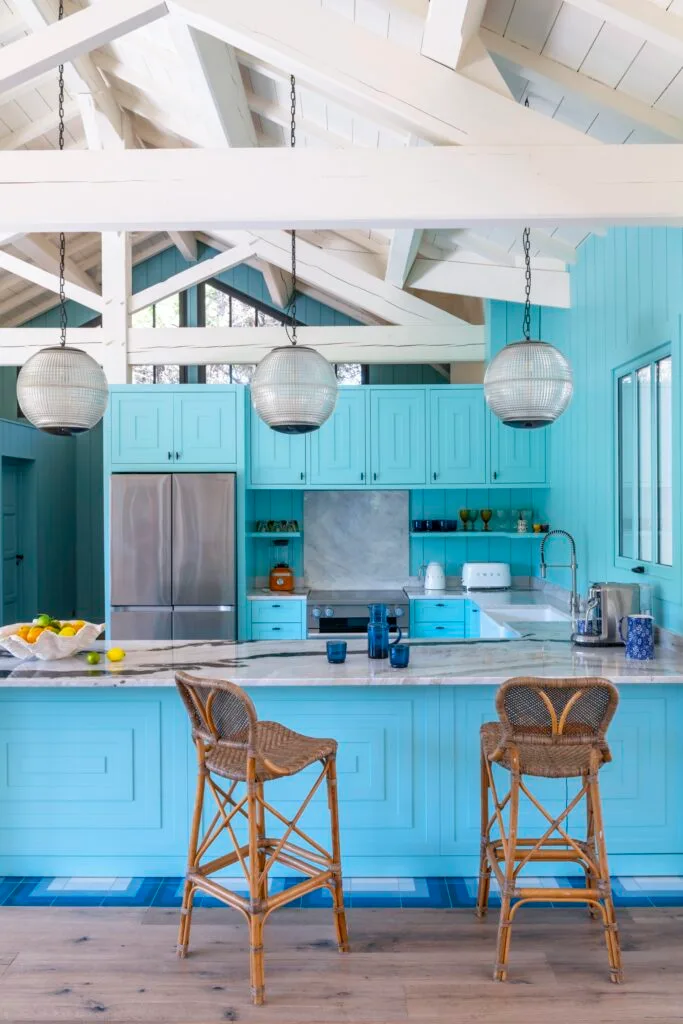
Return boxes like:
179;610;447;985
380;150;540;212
0;622;104;660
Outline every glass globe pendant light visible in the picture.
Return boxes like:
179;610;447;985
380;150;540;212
16;2;108;437
250;76;337;434
483;216;573;427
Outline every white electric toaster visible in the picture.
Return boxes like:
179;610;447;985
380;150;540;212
462;562;511;591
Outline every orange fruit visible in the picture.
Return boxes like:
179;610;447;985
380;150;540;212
27;626;44;644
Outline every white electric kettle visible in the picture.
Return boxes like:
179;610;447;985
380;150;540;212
423;561;446;592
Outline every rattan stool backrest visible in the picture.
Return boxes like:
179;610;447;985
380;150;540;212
495;676;619;748
176;671;258;752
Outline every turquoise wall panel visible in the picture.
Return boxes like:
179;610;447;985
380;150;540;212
491;227;683;630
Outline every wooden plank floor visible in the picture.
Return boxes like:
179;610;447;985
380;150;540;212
0;905;682;1023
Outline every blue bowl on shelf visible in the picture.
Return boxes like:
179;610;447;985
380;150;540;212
326;640;347;664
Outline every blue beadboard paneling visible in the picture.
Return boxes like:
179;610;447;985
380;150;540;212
490;227;683;630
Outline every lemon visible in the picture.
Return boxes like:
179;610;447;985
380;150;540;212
34;614;51;628
86;651;100;665
106;647;126;663
59;626;76;637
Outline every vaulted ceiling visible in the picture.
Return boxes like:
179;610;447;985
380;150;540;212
0;0;679;329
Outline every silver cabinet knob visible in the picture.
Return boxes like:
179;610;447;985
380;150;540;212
324;607;334;618
312;607;322;619
394;607;404;618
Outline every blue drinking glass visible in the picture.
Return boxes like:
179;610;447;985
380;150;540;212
389;643;410;668
326;640;347;664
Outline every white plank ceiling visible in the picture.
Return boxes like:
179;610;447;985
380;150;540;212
0;0;680;326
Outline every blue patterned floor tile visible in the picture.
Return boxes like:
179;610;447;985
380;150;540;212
349;895;401;908
400;877;450;908
0;877;23;906
101;879;164;907
4;879;55;907
150;878;184;908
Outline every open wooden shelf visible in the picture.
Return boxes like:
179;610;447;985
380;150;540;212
247;532;302;539
409;531;544;539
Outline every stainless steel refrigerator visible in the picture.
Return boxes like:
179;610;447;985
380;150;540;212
110;473;236;641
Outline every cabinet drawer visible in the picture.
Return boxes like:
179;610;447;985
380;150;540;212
250;601;304;624
413;623;465;639
251;623;303;640
413;600;466;624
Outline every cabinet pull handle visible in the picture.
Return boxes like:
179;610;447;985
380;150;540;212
168;451;173;460
631;565;646;574
272;626;281;631
300;471;305;481
433;471;437;481
436;625;444;630
272;604;281;608
175;451;181;460
360;472;364;481
373;472;377;481
493;471;498;480
436;603;445;607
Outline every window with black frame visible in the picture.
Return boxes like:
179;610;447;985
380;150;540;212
131;293;187;383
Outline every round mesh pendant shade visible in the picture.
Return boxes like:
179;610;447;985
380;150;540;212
251;345;338;434
484;340;573;429
17;346;109;436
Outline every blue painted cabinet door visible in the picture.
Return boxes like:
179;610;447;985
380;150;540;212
111;394;174;466
370;389;426;486
489;417;547;485
309;389;367;486
250;412;307;486
174;392;238;466
430;389;486;485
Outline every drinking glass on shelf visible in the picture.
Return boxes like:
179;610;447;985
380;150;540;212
493;509;508;532
469;509;480;532
459;508;471;532
480;509;492;532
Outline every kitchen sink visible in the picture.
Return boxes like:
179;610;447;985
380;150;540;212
496;606;570;622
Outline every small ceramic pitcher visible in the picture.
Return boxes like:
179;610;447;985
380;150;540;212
618;613;655;661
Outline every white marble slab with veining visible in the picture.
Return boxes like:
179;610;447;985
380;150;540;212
0;632;680;687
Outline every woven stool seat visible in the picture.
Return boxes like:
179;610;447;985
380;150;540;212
480;721;610;778
206;721;337;782
477;676;622;985
175;671;349;1005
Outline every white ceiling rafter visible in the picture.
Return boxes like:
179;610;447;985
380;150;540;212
421;0;488;70
12;235;98;293
560;0;683;61
481;28;683;143
168;231;197;261
0;247;103;311
168;15;257;147
130;240;258;312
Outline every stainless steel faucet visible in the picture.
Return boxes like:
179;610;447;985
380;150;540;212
539;529;580;619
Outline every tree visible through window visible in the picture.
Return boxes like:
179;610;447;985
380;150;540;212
131;293;183;383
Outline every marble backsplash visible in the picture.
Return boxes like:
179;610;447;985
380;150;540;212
303;491;409;589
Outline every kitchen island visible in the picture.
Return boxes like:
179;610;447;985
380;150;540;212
1;629;682;879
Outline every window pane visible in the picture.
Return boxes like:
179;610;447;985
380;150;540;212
131;306;154;328
154;294;180;329
637;365;653;562
336;363;362;384
231;296;256;327
257;310;282;327
657;356;673;566
618;373;635;559
205;284;231;326
155;365;181;384
132;365;154;384
205;364;232;384
231;364;255;384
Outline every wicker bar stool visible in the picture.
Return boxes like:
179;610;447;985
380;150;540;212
476;676;622;984
175;671;349;1005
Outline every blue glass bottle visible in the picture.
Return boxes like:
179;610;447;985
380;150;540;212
367;604;389;659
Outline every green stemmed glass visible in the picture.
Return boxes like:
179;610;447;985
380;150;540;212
480;509;492;532
459;508;471;532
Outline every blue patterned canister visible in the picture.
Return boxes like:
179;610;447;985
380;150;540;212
618;614;655;661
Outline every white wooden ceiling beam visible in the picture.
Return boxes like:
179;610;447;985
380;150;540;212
0;248;103;311
0;328;102;365
12;235;99;294
11;0;130;149
169;17;257;147
528;229;577;265
168;0;592;146
385;229;423;288
168;231;197;262
0;100;81;149
421;0;487;70
407;256;570;307
0;0;168;95
131;241;257;312
2;146;681;231
481;28;683;143
561;0;683;62
128;324;485;365
258;262;292;309
207;228;465;326
439;229;517;267
101;232;131;383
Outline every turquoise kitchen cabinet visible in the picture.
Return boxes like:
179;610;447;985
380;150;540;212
309;388;367;486
247;597;307;640
489;416;547;485
410;598;470;639
110;387;241;470
111;393;174;466
429;388;486;486
174;392;238;466
370;388;426;486
249;412;307;487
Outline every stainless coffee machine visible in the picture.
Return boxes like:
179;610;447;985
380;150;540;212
572;582;641;647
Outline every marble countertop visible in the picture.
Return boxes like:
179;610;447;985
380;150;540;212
248;590;309;600
0;632;681;687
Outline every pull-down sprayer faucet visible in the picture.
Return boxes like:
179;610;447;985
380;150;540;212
539;529;580;620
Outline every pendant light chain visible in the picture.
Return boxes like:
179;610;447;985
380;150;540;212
58;0;67;348
521;95;532;343
288;74;298;346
